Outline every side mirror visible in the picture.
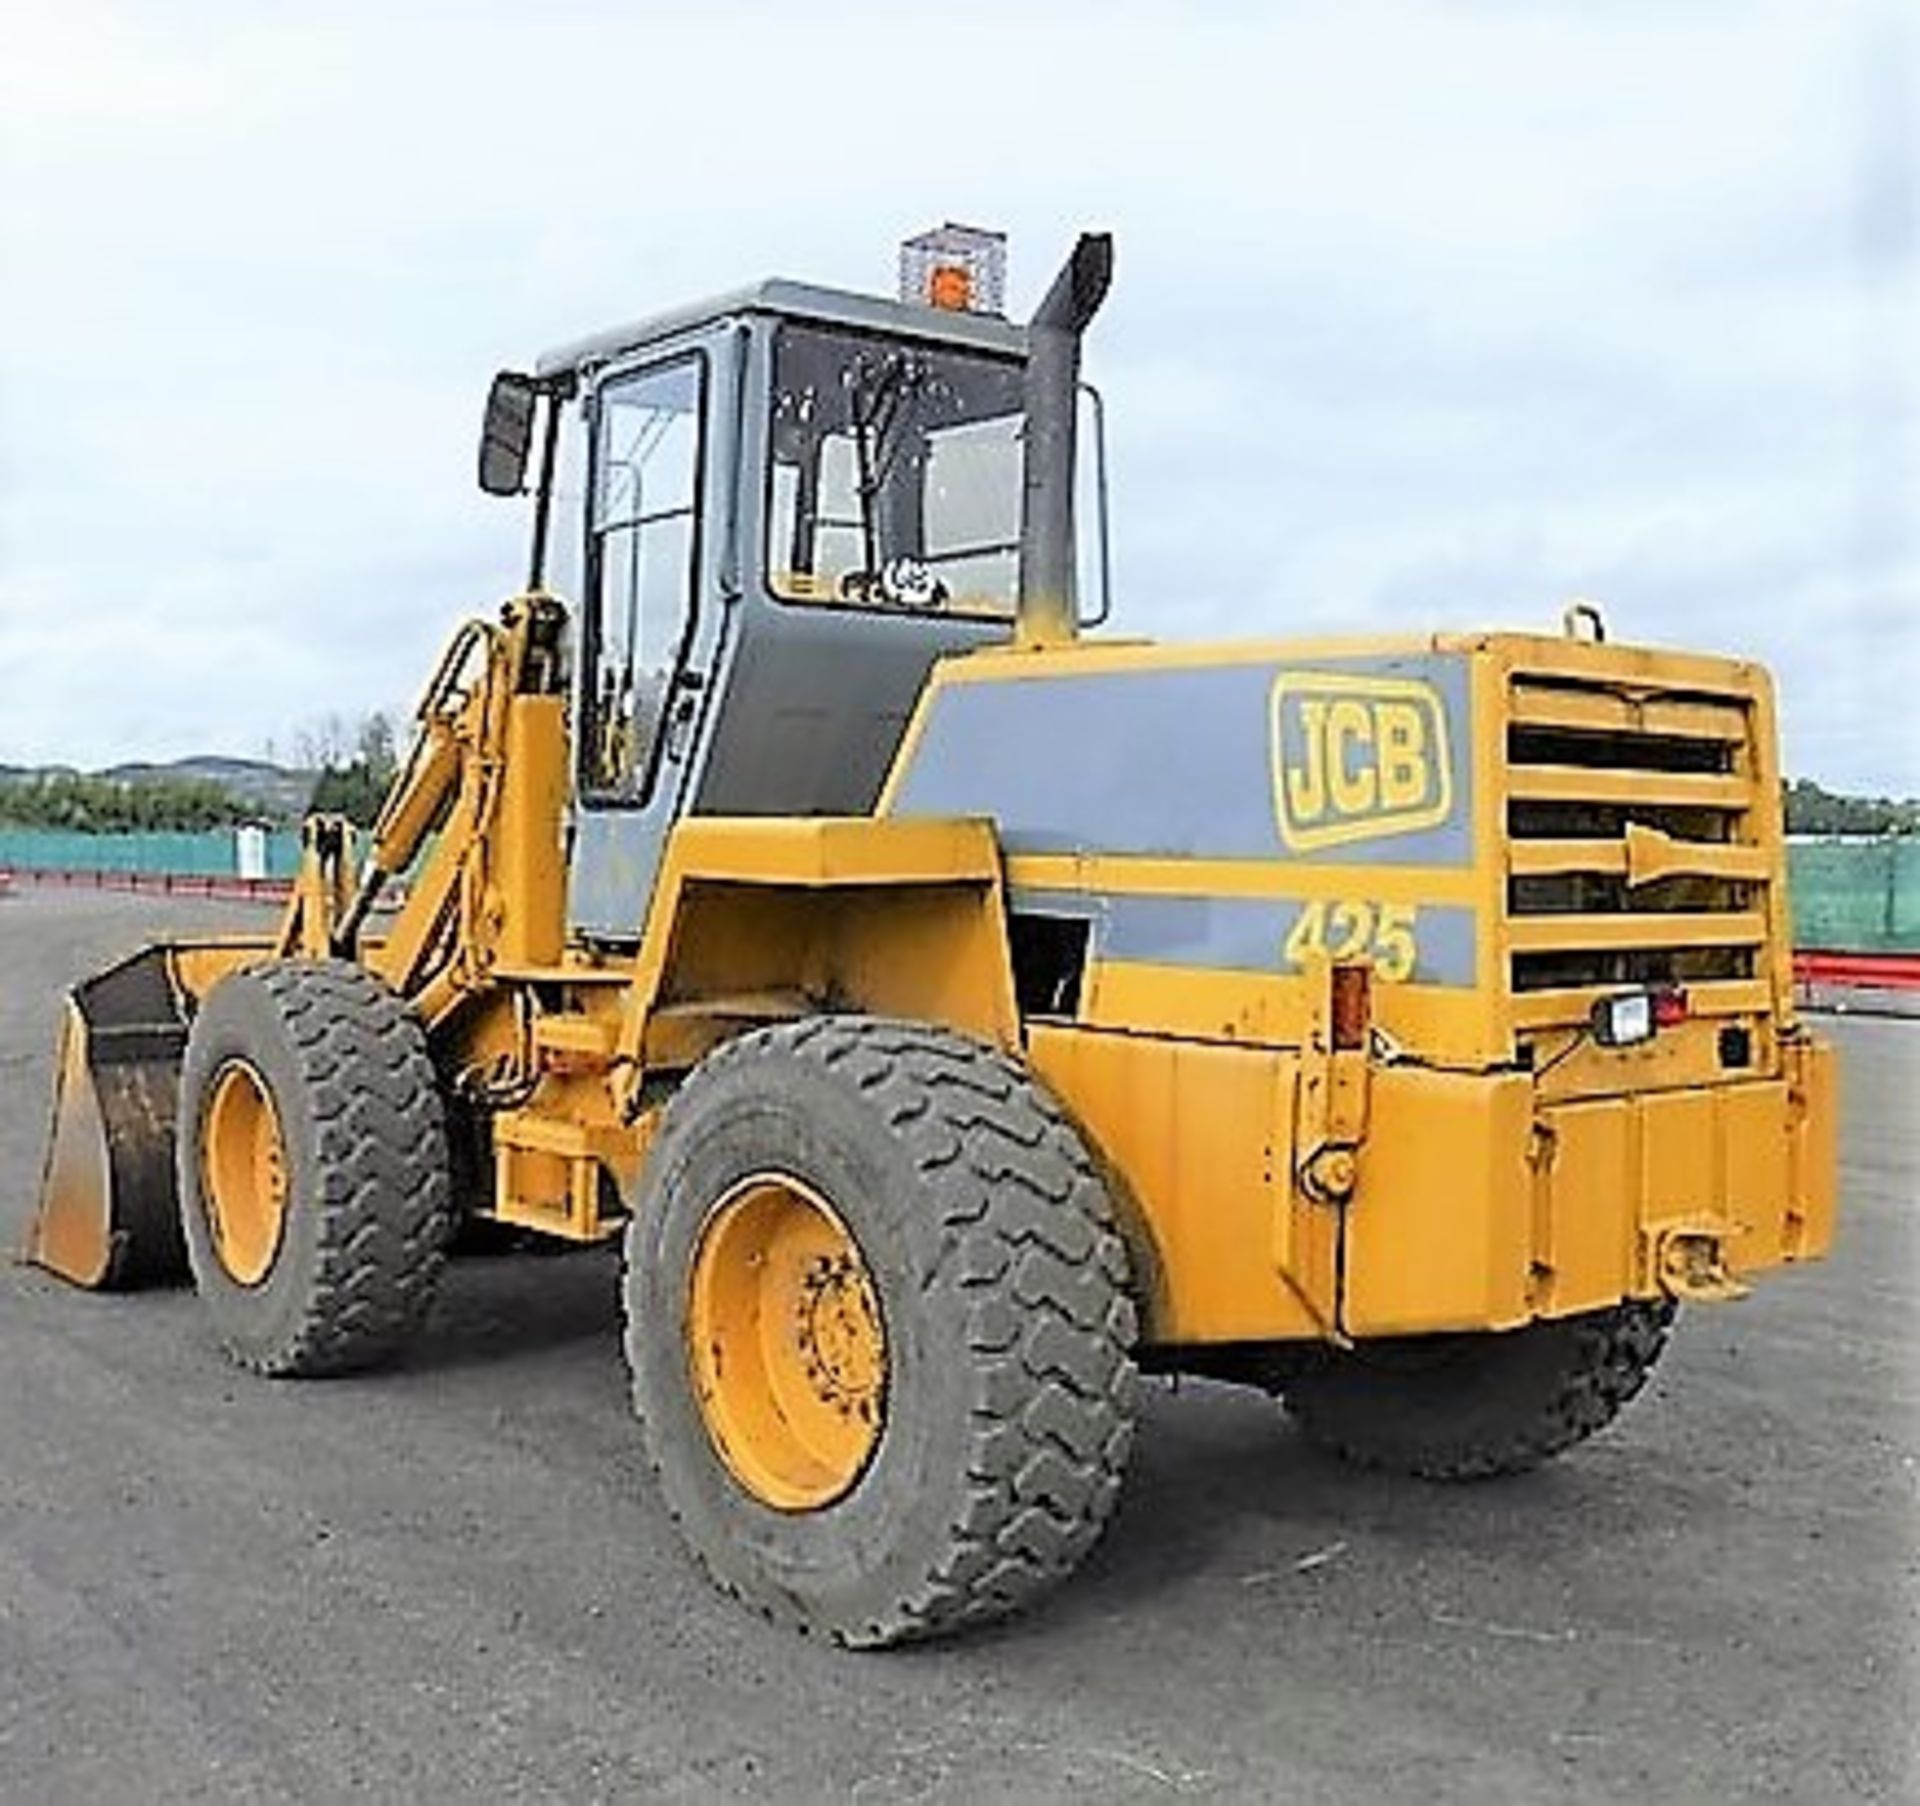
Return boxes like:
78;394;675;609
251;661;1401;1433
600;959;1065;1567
478;371;538;496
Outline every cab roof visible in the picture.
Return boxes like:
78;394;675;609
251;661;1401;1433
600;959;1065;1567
533;279;1029;380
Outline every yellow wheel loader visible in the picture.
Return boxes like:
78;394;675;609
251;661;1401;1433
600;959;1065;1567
27;229;1838;1646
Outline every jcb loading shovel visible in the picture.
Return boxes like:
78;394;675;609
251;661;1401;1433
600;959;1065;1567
29;946;190;1289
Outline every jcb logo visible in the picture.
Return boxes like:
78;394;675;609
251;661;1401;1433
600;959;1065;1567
1271;672;1452;852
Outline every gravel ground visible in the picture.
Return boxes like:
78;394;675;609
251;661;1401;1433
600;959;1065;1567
1;888;1913;1804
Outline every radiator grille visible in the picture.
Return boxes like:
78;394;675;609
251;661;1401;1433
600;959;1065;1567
1502;672;1771;1015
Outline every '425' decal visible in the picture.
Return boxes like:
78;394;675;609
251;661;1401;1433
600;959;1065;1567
1282;900;1418;981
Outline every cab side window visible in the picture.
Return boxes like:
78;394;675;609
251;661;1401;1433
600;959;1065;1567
583;357;704;802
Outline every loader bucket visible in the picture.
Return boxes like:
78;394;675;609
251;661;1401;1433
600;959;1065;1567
27;946;191;1289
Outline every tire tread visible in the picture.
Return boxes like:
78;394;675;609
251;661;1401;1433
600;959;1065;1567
627;1015;1137;1646
1287;1300;1677;1480
183;960;449;1377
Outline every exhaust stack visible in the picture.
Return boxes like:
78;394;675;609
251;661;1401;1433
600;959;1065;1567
1016;232;1113;647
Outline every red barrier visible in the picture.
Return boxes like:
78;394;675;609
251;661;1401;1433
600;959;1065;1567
1794;949;1920;991
0;867;407;910
0;866;291;903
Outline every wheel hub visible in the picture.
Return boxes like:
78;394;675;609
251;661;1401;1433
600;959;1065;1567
686;1173;888;1511
795;1253;883;1424
201;1060;289;1287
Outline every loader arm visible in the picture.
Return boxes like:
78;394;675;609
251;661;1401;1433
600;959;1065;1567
274;594;570;1028
26;594;571;1289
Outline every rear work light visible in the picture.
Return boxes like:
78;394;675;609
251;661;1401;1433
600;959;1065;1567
1590;986;1689;1048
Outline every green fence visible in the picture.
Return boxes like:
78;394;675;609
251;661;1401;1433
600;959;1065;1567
1788;838;1920;953
0;827;303;880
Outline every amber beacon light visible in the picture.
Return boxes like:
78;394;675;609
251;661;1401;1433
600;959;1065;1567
899;222;1007;314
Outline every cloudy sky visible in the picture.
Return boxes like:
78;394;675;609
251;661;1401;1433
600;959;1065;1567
2;1;1914;791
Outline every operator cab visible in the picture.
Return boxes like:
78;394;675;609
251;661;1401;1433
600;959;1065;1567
480;227;1109;939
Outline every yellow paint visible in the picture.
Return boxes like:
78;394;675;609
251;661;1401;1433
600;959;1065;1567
1745;669;1802;1018
1079;956;1500;1071
897;627;1770;691
29;588;1841;1356
1506;767;1751;809
1783;1034;1837;1260
491;1107;639;1241
351;598;571;1025
686;1173;886;1511
1507;911;1764;953
1508;680;1747;742
1529;1011;1777;1104
657;814;1006;889
490;696;569;969
1528;1097;1635;1317
170;941;274;1004
1507;834;1771;884
1291;949;1371;1213
610;816;1020;1095
1718;1082;1793;1273
200;1061;289;1287
1005;851;1479;907
370;727;462;874
1342;1068;1536;1335
1029;1016;1835;1347
27;1005;122;1288
1026;1025;1331;1342
277;819;359;959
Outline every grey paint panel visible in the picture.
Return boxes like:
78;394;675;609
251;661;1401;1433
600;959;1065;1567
568;321;741;942
687;320;1012;820
693;609;1001;817
1009;887;1478;988
570;810;669;940
888;653;1475;867
568;313;1015;938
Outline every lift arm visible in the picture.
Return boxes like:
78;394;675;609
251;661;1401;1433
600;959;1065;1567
276;593;571;1027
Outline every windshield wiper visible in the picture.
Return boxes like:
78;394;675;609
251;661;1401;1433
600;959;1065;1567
849;353;918;579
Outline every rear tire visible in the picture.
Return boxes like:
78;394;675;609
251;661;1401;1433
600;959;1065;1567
177;960;451;1377
1284;1301;1676;1480
625;1015;1138;1647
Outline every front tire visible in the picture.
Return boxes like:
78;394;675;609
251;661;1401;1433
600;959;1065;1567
625;1016;1138;1647
1284;1301;1677;1480
177;960;451;1377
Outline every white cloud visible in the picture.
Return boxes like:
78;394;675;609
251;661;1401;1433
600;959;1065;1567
1;0;1913;790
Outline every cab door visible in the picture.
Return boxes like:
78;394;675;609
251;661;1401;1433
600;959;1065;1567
568;331;731;939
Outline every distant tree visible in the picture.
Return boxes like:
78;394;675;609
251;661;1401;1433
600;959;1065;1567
1783;779;1918;837
356;711;399;789
0;772;249;832
305;710;402;828
292;712;349;775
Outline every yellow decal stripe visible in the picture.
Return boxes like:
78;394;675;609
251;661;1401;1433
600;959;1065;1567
1005;852;1480;908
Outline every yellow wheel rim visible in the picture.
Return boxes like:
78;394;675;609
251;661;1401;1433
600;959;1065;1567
686;1173;887;1512
201;1061;289;1287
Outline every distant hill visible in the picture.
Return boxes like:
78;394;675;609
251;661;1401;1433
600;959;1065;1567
0;756;318;828
99;756;317;818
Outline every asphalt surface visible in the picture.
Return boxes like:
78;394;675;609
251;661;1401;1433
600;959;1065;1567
1;888;1913;1804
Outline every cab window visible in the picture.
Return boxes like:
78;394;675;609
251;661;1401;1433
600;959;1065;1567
582;357;704;802
765;323;1024;619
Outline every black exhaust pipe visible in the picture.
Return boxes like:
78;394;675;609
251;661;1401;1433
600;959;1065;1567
1016;232;1113;645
